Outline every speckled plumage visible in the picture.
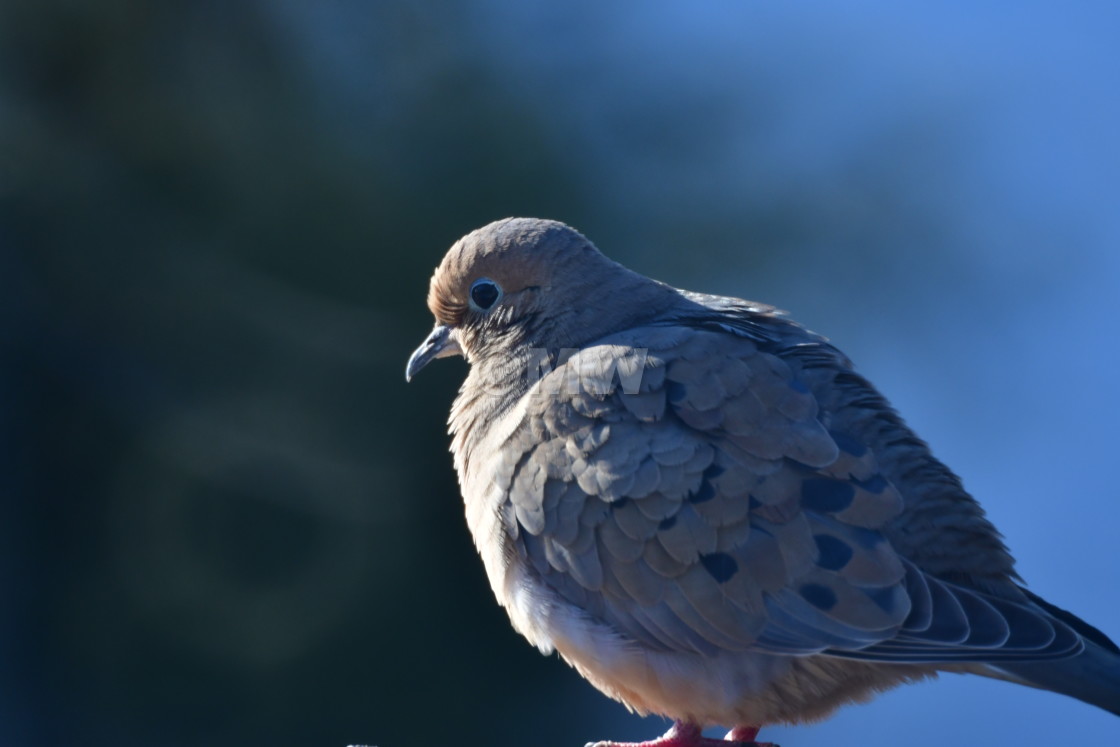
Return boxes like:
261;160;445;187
407;218;1120;743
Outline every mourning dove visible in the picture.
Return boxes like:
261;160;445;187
406;218;1120;746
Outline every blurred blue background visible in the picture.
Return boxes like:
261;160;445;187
2;1;1118;746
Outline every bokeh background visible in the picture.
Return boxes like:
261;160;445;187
3;2;1118;746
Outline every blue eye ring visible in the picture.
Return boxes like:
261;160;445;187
469;277;502;311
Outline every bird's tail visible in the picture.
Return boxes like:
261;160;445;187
997;642;1120;717
996;589;1120;717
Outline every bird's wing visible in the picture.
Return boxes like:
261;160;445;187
497;324;1081;661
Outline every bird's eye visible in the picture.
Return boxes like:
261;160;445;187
469;278;502;311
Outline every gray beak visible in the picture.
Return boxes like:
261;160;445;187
406;324;462;381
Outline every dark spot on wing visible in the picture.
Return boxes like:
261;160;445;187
658;515;677;531
801;583;838;611
801;478;855;512
667;381;687;404
703;463;725;480
814;534;853;571
688;479;716;504
700;552;738;583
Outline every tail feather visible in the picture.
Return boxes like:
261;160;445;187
1019;588;1120;656
992;589;1120;717
997;641;1120;717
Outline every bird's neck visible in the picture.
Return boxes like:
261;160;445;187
541;270;682;350
448;346;538;479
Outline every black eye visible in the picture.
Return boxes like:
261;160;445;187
469;278;502;311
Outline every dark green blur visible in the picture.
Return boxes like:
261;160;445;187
0;3;985;747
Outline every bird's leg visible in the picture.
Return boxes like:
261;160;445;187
587;720;777;747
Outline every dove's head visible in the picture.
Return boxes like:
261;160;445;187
406;217;678;381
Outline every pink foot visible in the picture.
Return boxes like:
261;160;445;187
587;721;776;747
725;725;776;746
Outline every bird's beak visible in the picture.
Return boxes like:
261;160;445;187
406;324;463;381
